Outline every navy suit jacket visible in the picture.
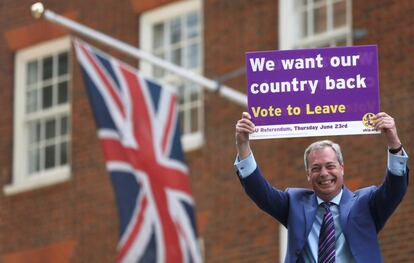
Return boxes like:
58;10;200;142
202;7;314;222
239;167;409;263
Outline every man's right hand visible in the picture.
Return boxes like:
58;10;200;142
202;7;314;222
235;112;255;160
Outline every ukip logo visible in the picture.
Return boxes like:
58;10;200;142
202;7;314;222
362;112;375;128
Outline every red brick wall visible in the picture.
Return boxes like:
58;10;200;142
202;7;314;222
198;0;281;262
0;0;138;261
130;0;177;13
1;0;413;262
352;1;414;262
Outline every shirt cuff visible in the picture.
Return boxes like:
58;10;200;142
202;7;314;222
234;153;257;178
387;148;409;176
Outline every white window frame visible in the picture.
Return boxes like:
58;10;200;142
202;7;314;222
279;0;352;49
139;0;204;151
4;36;72;195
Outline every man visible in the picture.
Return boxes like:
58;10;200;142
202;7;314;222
234;112;409;263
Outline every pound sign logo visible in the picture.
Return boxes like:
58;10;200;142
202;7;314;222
362;113;375;128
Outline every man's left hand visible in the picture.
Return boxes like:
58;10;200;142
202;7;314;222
374;112;401;149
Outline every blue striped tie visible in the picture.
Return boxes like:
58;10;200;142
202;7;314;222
318;202;336;263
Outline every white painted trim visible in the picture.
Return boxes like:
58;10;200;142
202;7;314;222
182;131;204;151
4;167;70;195
4;36;71;195
279;0;298;50
139;0;205;151
346;0;353;46
279;0;352;49
279;225;288;262
295;26;349;47
140;0;202;61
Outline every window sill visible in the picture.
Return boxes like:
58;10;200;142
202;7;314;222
3;167;71;195
182;132;204;152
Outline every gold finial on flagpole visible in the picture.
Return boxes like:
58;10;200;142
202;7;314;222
31;2;45;19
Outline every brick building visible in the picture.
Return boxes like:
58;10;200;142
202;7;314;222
0;0;413;262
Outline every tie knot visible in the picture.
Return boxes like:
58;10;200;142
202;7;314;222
321;202;333;211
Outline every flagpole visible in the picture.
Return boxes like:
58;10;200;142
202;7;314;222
30;2;247;107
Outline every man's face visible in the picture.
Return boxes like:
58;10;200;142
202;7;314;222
307;146;344;202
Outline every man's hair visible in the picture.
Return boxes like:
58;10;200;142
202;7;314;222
303;140;344;171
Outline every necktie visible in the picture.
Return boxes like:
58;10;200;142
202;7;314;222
318;202;336;263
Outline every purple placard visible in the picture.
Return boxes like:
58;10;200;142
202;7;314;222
246;45;380;139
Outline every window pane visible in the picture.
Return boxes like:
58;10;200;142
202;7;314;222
45;119;56;139
58;52;69;76
61;116;69;135
154;66;165;78
42;85;53;109
187;12;199;38
28;148;40;174
28;123;36;145
177;85;185;104
42;56;53;80
58;81;68;104
27;60;38;85
45;145;56;169
154;50;164;59
153;23;164;49
170;17;182;44
28;121;40;144
301;10;308;37
190;107;199;133
153;52;165;78
179;110;185;133
299;0;307;7
333;1;346;28
37;122;41;142
190;86;200;102
314;6;327;33
171;48;182;65
187;44;199;69
60;141;68;165
26;90;38;113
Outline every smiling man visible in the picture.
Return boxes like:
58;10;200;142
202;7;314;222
234;112;409;263
305;142;344;202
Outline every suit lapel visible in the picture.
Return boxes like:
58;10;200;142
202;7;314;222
339;186;356;230
303;193;318;238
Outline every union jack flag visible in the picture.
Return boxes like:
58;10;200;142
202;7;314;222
74;39;202;263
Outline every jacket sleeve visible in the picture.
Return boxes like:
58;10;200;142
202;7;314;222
238;166;290;226
368;167;409;232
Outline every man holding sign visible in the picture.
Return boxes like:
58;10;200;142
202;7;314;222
234;111;408;263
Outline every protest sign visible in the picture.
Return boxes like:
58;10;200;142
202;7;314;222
246;45;380;139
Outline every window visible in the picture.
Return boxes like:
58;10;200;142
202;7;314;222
4;36;71;195
140;0;203;151
279;0;352;49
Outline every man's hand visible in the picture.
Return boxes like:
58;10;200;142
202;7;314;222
374;112;402;149
235;112;255;160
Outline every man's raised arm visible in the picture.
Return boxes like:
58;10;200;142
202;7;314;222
235;112;255;160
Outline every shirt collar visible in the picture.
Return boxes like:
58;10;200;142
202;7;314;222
316;189;343;206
